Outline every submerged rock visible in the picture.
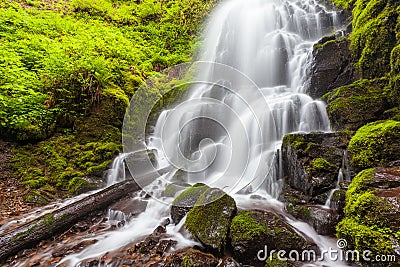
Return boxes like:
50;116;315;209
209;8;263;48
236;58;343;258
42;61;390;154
229;210;310;266
185;188;237;254
170;183;210;224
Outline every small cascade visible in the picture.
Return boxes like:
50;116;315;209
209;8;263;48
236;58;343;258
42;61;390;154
324;168;344;208
324;150;351;208
106;153;129;185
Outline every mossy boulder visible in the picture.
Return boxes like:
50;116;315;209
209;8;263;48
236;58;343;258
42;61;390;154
323;79;389;131
281;132;351;197
229;210;310;266
170;183;210;224
348;120;400;170
336;166;400;266
185;188;237;253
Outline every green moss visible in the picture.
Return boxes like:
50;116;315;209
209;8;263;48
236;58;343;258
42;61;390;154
348;120;400;169
349;0;399;78
324;79;389;130
311;158;335;172
172;183;210;207
184;188;236;252
182;255;193;267
336;218;395;257
230;211;269;243
332;0;357;9
337;167;399;264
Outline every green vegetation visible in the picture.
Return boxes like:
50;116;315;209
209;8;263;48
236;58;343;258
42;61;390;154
311;158;335;172
336;169;398;262
323;78;390;130
185;188;237;252
348;120;400;169
230;211;269;243
1;0;217;201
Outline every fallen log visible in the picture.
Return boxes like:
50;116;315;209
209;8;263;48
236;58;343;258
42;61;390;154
0;167;170;261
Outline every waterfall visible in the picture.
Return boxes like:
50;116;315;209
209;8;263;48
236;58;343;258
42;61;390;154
147;0;337;198
58;0;348;265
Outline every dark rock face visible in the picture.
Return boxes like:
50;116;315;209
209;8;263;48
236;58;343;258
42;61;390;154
185;188;237;253
306;36;357;99
306;206;341;236
229;210;311;267
170;183;210;224
281;132;350;197
279;132;351;235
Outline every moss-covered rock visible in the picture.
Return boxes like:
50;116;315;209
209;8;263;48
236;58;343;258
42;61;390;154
185;188;237;253
350;0;399;79
281;131;351;197
323;79;389;131
170;183;210;224
336;166;400;266
229;210;309;266
348;120;400;169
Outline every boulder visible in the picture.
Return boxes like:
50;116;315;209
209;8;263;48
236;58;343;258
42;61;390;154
229;210;310;266
170;183;210;224
185;188;237;253
306;206;341;236
348;120;400;170
336;166;400;266
306;35;356;99
281;131;351;197
324;79;389;131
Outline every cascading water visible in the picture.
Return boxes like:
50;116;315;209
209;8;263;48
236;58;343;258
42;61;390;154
57;0;350;266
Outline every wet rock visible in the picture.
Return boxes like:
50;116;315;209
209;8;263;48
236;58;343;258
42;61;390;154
155;239;177;255
137;235;161;254
109;197;148;219
216;257;241;267
281;131;351;197
162;182;190;198
229;210;310;266
306;35;357;99
328;189;346;214
164;248;219;267
185;188;237;253
324;79;389;131
306;206;341;236
170;183;210;224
